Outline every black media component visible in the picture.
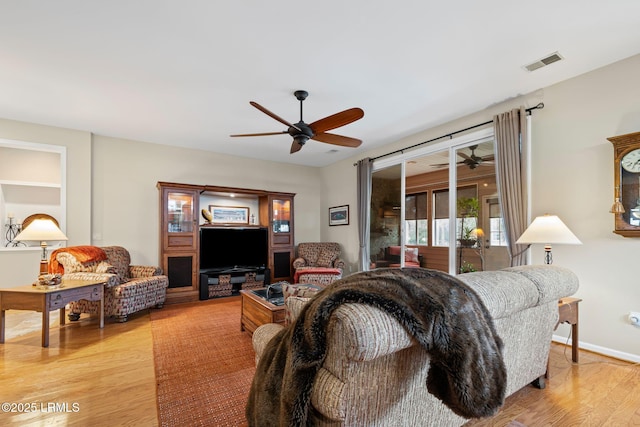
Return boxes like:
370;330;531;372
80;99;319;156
198;226;270;300
199;226;268;272
199;267;270;300
167;256;193;289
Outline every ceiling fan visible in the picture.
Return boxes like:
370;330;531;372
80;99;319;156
433;145;495;169
230;90;364;154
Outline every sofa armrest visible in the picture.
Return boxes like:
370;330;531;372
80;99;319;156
129;265;162;278
329;303;415;362
292;257;308;269
63;272;120;288
252;323;285;363
332;258;345;270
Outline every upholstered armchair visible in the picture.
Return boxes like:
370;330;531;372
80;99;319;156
377;245;423;268
292;242;345;285
49;245;168;322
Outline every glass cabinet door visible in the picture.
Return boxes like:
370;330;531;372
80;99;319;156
272;198;291;234
167;192;194;233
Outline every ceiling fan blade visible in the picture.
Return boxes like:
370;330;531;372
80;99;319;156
458;152;473;161
290;141;303;154
250;101;301;132
482;155;495;162
230;131;287;137
312;132;362;148
309;108;364;134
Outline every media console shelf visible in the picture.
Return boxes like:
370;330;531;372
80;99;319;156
199;267;270;300
158;181;295;304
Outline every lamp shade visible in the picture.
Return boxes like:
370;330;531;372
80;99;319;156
15;219;68;242
516;214;581;245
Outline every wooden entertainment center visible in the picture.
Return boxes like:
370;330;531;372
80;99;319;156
158;182;295;304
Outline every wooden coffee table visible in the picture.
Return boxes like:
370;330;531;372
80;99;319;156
0;279;106;347
240;289;285;334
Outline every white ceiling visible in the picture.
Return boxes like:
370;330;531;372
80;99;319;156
1;1;639;167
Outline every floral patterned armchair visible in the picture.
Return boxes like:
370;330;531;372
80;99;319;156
50;245;168;322
292;242;345;285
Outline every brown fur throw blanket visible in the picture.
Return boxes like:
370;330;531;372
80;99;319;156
246;268;506;426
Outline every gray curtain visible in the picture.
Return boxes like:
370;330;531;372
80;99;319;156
494;107;529;266
357;158;372;271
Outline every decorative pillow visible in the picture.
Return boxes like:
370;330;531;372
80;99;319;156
388;246;402;256
95;261;117;274
405;248;419;264
282;282;324;301
316;248;337;267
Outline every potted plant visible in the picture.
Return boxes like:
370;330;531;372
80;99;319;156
456;197;479;247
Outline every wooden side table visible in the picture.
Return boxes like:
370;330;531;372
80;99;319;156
0;279;105;347
557;297;581;362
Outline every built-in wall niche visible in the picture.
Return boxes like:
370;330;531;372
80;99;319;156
199;192;260;226
0;139;66;249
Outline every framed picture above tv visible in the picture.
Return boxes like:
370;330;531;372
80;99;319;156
329;205;349;226
209;205;249;224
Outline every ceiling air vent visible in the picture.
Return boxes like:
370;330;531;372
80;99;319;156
524;52;564;72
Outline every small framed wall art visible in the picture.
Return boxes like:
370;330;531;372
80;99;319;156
209;205;249;224
329;205;349;226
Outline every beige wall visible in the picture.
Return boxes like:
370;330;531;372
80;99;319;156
321;54;640;361
91;135;322;266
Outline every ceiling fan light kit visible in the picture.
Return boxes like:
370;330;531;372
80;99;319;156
231;90;364;154
432;145;495;170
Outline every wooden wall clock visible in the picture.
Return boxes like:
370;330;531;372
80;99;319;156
609;131;640;237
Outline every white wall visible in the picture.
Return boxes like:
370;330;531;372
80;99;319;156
0;118;91;287
91;135;322;266
321;53;640;360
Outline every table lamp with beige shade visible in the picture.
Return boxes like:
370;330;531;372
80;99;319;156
516;214;581;264
14;217;68;274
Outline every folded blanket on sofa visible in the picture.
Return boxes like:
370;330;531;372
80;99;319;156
49;245;107;274
246;268;507;426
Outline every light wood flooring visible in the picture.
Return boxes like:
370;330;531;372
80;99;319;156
1;308;639;426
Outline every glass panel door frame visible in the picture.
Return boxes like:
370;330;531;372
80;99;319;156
371;127;494;274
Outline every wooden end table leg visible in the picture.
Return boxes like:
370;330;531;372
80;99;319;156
1;309;5;344
99;293;104;329
42;308;50;347
571;322;579;363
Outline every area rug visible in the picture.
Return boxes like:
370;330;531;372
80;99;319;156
150;297;255;427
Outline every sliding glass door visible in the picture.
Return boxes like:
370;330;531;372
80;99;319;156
368;128;509;274
369;164;402;268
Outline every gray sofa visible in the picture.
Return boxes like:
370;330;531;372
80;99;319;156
251;265;579;426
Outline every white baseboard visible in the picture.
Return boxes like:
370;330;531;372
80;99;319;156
552;334;640;363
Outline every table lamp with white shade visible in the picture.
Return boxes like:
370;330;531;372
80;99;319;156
516;214;581;264
14;218;68;274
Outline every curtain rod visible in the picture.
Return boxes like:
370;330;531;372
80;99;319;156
355;102;544;165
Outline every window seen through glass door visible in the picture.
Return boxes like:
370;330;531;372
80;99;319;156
405;193;427;245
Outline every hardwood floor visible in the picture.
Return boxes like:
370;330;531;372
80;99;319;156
1;307;639;426
465;344;640;426
0;309;157;426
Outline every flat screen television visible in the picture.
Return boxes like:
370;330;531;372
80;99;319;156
199;227;268;272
